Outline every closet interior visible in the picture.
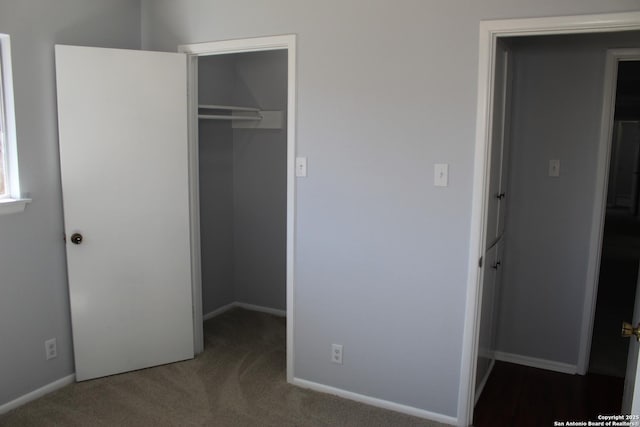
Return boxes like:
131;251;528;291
197;50;288;320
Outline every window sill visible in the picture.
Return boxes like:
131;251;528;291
0;198;31;215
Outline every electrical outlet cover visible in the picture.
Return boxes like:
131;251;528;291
331;343;343;364
45;338;57;360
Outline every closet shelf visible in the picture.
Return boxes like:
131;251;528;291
197;104;283;129
199;104;261;112
198;104;262;121
198;114;262;121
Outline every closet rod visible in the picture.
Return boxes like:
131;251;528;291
198;104;261;112
198;114;262;121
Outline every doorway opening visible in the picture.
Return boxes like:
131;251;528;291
197;49;287;315
466;25;640;426
180;36;296;382
475;53;640;416
197;49;288;352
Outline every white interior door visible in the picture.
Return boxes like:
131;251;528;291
55;45;194;381
622;268;640;413
475;243;498;400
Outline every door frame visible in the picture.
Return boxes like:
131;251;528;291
460;12;640;427
178;35;297;382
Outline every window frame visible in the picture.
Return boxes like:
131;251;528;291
0;33;29;214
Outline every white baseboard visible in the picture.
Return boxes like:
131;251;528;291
474;359;495;405
0;374;75;415
292;377;457;426
494;351;577;374
203;302;236;321
234;302;286;317
203;301;286;321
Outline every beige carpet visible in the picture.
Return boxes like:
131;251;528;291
0;308;445;426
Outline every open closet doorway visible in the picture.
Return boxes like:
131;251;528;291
197;51;287;318
180;36;296;382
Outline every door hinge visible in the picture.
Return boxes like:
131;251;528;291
478;256;483;268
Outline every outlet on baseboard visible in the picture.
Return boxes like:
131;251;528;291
331;344;343;364
45;338;57;360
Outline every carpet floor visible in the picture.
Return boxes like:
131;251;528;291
0;308;443;426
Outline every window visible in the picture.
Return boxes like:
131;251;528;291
0;33;28;214
0;50;8;197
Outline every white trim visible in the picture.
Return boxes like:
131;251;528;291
292;377;458;426
180;34;297;384
203;302;287;321
234;302;286;317
459;18;496;427
285;35;297;385
0;34;21;200
0;197;30;215
461;12;640;427
179;35;293;55
202;303;236;321
579;49;640;375
186;53;204;355
0;374;75;415
494;351;578;375
474;359;494;406
479;12;640;37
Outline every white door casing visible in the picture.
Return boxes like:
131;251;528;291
56;45;194;381
178;35;297;383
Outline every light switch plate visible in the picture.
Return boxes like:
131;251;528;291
296;157;307;177
549;159;560;177
434;164;449;187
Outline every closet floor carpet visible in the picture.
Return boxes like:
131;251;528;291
0;308;442;427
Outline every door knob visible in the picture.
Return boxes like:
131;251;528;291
621;322;640;341
70;233;83;245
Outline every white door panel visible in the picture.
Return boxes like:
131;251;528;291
492;239;504;354
476;244;498;397
486;41;509;246
56;45;194;381
496;44;512;239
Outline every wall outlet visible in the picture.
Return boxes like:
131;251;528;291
331;343;343;364
45;338;57;360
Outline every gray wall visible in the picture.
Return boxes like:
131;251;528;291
2;0;640;419
0;0;140;408
198;51;287;314
198;55;236;314
232;51;287;310
497;33;640;365
141;0;640;417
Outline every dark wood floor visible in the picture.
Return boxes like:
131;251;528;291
473;361;624;427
